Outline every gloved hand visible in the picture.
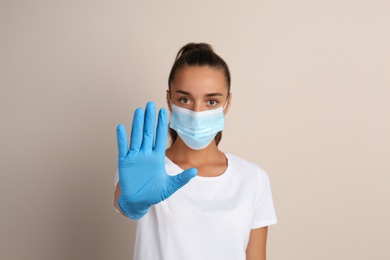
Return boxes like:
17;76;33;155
116;102;197;220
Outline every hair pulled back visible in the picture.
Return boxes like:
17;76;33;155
168;43;231;146
168;43;231;91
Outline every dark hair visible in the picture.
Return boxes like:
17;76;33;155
168;43;231;146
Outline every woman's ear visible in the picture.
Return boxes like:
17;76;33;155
166;90;172;112
224;92;232;115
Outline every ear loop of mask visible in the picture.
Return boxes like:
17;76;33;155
222;99;229;111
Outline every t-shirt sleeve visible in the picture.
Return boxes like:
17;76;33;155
251;166;278;229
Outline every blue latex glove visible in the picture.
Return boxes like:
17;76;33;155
116;102;198;220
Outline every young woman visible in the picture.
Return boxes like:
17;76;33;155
114;43;277;260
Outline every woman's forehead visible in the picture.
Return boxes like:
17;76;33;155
171;67;228;95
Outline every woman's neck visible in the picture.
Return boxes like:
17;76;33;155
166;138;225;167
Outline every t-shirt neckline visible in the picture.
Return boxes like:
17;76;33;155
165;153;231;181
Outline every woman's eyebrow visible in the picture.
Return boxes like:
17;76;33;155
175;90;223;97
205;93;223;97
175;90;192;96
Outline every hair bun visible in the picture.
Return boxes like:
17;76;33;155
175;43;214;60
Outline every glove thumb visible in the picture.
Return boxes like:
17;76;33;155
179;167;198;183
166;168;198;194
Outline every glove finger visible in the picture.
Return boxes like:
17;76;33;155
129;108;144;153
141;102;156;151
154;108;168;154
167;168;198;193
116;124;128;161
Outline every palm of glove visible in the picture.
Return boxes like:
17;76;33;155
116;102;197;220
118;150;181;207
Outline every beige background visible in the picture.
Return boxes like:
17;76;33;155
1;0;389;259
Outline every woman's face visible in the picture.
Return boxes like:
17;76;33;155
167;66;231;113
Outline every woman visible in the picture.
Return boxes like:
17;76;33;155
114;43;277;260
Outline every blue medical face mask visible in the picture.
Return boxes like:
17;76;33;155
169;102;227;150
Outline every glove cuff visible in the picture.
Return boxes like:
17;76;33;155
118;195;150;220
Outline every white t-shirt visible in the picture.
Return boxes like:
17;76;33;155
114;153;277;260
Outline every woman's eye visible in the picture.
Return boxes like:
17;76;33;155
179;98;190;104
207;100;218;106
